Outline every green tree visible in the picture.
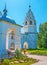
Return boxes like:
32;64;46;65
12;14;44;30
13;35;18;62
38;22;47;48
44;32;47;48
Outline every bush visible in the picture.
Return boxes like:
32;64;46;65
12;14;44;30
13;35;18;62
2;59;10;65
15;49;25;60
15;49;20;59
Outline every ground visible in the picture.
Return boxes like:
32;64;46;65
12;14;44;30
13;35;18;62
1;49;47;65
27;54;47;65
22;49;47;65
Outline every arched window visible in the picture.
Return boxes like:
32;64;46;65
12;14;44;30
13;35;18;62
11;31;15;39
30;21;32;25
25;21;27;25
24;42;28;49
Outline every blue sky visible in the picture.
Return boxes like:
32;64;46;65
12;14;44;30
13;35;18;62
0;0;47;32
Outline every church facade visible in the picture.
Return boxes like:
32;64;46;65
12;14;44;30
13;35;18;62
0;5;37;58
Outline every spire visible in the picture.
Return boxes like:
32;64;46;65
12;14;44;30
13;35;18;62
3;3;7;16
29;5;31;11
26;5;33;19
25;5;35;25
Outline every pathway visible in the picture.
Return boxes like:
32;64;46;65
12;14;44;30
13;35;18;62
27;54;47;65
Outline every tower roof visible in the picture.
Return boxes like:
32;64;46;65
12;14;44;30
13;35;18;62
25;5;35;21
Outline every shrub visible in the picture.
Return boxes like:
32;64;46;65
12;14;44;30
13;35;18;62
2;59;10;65
15;49;24;60
15;49;20;59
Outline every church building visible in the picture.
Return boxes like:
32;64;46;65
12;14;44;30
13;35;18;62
0;4;37;58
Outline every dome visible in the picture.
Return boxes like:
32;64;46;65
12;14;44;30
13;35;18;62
0;4;16;25
0;15;16;24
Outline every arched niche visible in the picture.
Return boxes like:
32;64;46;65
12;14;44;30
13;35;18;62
6;28;18;51
23;42;28;49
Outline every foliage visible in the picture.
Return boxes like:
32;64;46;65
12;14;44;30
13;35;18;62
15;49;24;60
1;55;36;65
2;59;10;65
12;61;35;65
15;49;20;59
38;22;47;48
9;58;17;62
27;49;47;56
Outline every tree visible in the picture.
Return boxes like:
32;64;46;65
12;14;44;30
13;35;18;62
44;32;47;48
38;22;47;48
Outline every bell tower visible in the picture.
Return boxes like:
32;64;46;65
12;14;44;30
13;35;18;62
24;5;37;33
21;5;37;49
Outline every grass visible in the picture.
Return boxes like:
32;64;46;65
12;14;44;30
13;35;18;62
11;57;36;65
26;49;47;56
9;58;36;65
1;57;37;65
10;62;35;65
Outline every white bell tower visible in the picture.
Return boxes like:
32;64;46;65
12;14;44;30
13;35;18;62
24;5;37;33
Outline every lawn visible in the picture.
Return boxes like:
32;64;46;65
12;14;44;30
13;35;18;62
26;49;47;56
